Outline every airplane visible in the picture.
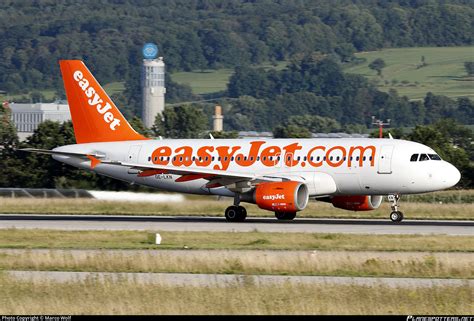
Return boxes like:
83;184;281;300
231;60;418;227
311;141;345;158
22;60;461;223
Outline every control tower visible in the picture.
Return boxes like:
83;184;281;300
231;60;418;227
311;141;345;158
141;43;166;128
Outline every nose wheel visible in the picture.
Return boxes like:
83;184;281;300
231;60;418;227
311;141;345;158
390;211;404;222
388;194;403;223
225;205;247;222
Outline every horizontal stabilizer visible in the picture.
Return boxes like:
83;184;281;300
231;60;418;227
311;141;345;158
19;148;105;159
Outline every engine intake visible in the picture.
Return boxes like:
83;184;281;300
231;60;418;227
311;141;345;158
254;181;309;212
331;195;383;211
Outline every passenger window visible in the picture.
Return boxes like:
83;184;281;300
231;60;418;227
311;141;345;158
410;154;418;162
428;154;441;161
419;154;429;161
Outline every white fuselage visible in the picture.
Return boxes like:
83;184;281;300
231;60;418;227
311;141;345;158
52;138;461;199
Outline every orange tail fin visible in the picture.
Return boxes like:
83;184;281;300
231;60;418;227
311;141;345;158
59;60;147;144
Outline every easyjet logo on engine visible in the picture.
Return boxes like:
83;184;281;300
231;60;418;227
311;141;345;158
262;194;285;200
150;142;376;171
73;70;121;131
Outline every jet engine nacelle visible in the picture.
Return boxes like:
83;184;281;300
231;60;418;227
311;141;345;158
331;195;383;211
254;181;309;212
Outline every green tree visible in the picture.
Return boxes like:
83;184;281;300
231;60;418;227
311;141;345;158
287;115;341;133
273;124;311;138
153;105;208;138
0;102;23;187
128;116;152;137
464;62;474;76
368;58;386;76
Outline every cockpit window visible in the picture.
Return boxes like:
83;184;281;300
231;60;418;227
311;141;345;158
419;154;430;161
410;154;418;162
428;154;442;161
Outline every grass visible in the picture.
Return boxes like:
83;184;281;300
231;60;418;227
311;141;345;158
171;69;234;94
8;90;57;102
0;275;471;314
1;249;472;279
6;82;125;102
103;81;125;96
170;61;288;95
1;194;472;220
0;229;472;252
344;46;474;100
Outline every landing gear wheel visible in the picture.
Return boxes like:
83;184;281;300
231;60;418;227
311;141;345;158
388;194;404;223
390;211;404;223
275;211;297;220
225;205;247;222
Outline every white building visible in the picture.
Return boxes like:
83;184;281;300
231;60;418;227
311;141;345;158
142;57;166;128
9;102;71;141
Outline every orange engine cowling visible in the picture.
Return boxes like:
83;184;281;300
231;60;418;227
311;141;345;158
331;195;383;211
254;181;309;212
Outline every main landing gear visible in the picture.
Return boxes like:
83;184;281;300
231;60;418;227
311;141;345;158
224;205;247;222
275;211;297;220
388;194;404;223
225;195;247;222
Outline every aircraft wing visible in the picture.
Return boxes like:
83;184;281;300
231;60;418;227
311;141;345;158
99;158;283;188
21;148;284;189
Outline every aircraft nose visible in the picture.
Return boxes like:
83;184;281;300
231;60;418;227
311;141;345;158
441;162;461;188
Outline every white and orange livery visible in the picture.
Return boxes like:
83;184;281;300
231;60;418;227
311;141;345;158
23;60;461;222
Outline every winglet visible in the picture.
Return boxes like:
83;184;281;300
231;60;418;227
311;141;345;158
87;155;101;169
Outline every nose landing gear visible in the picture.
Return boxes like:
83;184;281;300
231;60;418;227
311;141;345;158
388;194;404;222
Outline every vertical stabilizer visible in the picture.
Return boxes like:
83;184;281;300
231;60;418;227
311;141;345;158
59;60;147;143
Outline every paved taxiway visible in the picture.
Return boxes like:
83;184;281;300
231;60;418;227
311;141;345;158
7;270;472;287
1;214;473;235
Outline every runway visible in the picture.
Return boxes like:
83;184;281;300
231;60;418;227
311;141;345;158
1;214;473;235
